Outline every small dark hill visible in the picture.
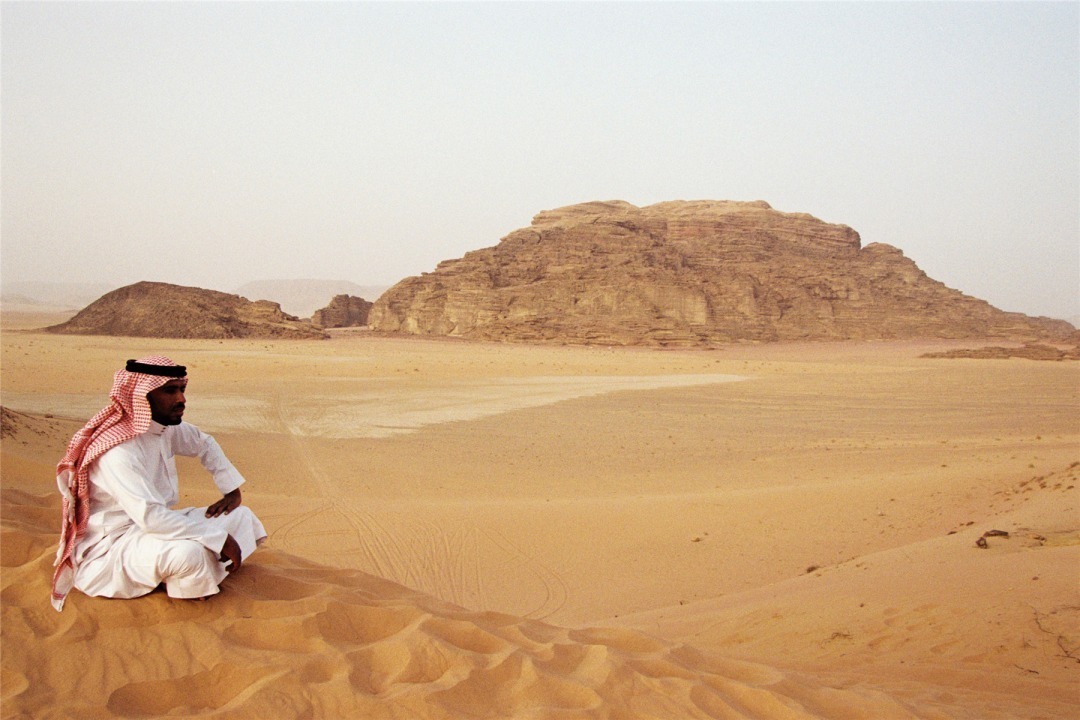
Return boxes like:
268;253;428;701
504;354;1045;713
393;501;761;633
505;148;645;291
46;282;327;339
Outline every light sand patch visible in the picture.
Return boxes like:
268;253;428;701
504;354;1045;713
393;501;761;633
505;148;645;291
3;373;745;439
267;374;745;438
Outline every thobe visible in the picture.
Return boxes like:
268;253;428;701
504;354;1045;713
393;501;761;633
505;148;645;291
71;420;266;600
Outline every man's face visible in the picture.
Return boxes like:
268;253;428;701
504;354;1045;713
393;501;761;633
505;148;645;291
146;379;187;426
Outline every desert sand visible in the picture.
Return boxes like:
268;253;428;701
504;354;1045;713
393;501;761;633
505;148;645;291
1;313;1076;719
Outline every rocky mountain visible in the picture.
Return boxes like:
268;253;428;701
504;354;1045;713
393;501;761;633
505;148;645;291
46;282;327;339
312;294;373;328
235;279;389;317
370;200;1075;346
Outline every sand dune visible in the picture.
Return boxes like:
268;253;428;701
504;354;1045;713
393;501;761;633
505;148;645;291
2;487;929;719
1;331;1076;718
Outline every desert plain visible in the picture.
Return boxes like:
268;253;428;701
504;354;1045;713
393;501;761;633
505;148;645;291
1;311;1077;719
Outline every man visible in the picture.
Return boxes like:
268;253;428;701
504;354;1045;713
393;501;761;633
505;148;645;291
51;355;266;611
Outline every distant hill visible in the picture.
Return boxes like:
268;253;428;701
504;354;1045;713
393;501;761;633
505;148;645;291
0;281;116;311
370;200;1076;346
46;282;327;339
236;279;388;318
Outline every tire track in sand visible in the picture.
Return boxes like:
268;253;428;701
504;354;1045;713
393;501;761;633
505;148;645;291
267;380;568;620
266;381;373;568
478;525;569;620
268;380;437;585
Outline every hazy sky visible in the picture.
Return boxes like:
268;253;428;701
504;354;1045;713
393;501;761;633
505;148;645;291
2;2;1077;320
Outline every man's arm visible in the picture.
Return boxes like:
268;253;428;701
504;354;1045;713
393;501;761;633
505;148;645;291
170;424;247;513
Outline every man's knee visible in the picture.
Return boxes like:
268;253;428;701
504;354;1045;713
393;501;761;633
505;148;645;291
227;505;255;524
158;540;215;579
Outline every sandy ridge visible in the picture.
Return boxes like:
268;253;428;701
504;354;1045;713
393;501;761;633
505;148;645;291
3;486;929;720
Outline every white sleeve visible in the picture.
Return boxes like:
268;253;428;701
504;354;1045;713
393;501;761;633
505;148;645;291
92;449;228;553
168;423;246;495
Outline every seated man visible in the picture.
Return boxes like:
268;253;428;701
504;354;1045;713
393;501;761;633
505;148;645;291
51;355;266;611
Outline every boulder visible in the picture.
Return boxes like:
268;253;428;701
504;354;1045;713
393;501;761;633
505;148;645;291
311;295;373;328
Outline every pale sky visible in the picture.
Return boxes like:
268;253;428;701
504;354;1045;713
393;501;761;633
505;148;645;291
2;2;1077;321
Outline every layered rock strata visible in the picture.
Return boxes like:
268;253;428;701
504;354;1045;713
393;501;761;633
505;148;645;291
370;200;1074;346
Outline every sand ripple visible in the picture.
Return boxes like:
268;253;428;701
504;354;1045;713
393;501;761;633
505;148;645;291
2;489;929;720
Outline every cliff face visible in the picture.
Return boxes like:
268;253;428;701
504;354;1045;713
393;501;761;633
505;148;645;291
47;282;327;339
311;295;373;328
369;200;1074;346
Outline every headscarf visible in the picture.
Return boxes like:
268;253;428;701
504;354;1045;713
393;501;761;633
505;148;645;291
50;355;188;611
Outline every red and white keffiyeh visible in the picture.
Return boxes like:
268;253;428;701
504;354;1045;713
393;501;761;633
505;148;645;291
50;355;187;611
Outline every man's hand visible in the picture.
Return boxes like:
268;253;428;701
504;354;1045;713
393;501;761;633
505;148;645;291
206;488;241;518
219;534;242;573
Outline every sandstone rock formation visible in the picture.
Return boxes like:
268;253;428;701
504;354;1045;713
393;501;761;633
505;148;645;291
311;294;373;328
922;343;1080;361
370;200;1076;346
46;281;327;339
235;279;389;317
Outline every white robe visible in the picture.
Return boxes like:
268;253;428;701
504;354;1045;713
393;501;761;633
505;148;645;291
72;420;266;600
